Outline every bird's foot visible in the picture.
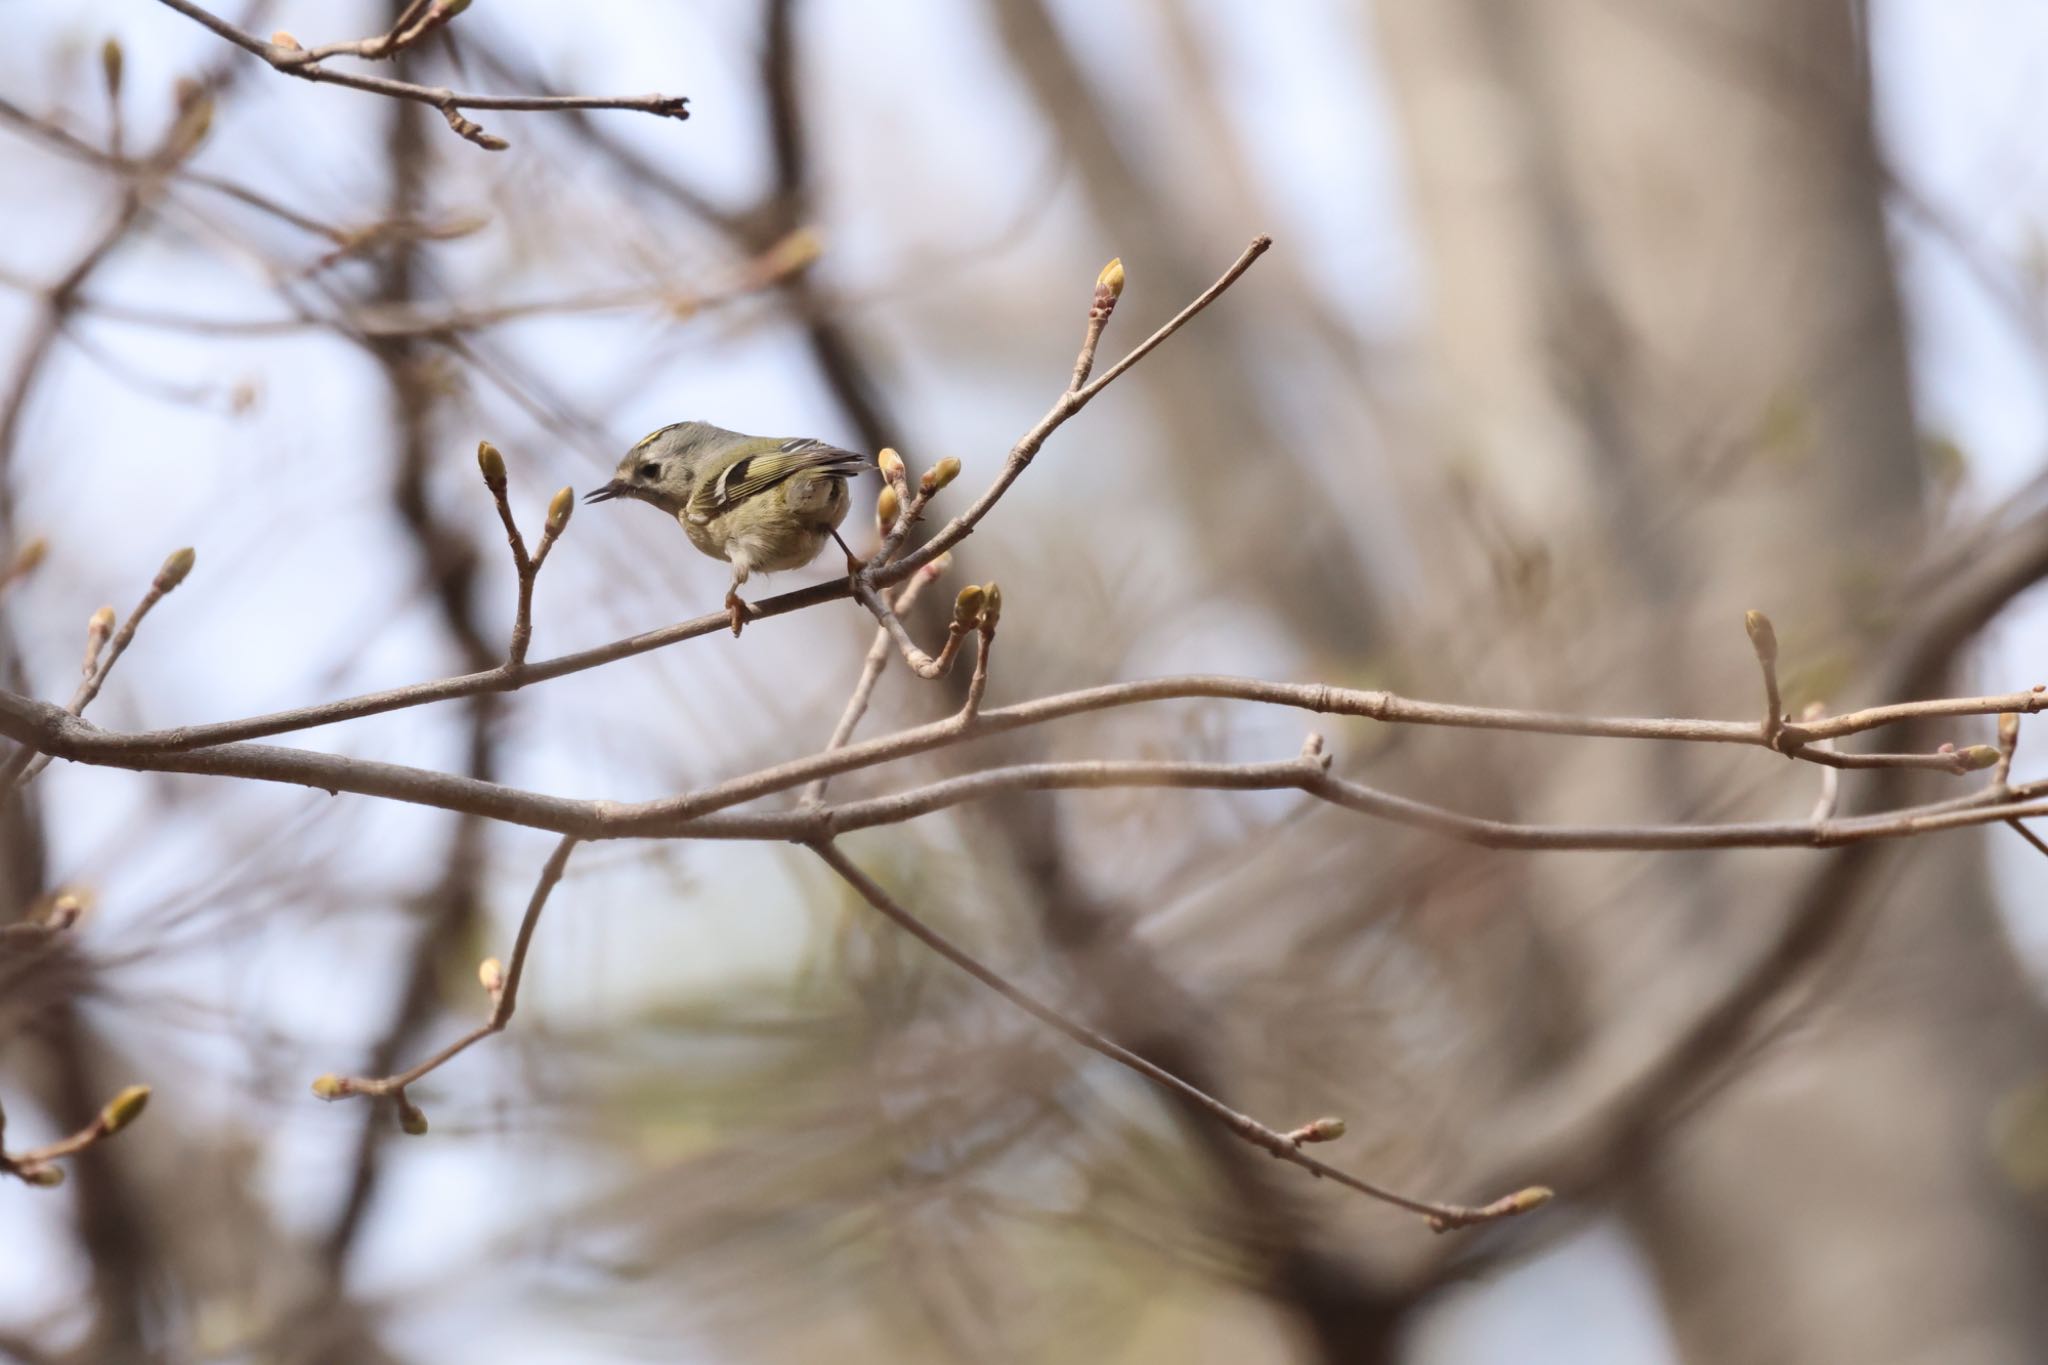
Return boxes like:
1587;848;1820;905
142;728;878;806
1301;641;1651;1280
831;529;865;577
725;591;753;637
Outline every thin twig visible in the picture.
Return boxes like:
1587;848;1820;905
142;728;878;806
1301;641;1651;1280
855;237;1272;664
2;548;193;789
1746;611;1784;749
802;560;945;806
311;835;578;1110
807;837;1548;1231
477;444;570;668
2007;819;2048;858
0;1085;150;1188
1067;258;1123;392
153;0;689;150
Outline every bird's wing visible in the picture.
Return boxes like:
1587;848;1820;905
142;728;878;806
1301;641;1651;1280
690;438;872;518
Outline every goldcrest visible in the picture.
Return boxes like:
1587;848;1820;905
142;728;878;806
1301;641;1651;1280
586;421;872;634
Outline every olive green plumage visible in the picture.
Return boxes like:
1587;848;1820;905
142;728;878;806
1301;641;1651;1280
585;421;872;633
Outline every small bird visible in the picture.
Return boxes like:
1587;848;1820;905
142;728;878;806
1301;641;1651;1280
585;421;872;635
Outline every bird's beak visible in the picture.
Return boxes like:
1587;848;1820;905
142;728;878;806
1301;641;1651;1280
584;481;624;504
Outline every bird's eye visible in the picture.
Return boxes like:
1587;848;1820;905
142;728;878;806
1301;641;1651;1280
636;462;661;481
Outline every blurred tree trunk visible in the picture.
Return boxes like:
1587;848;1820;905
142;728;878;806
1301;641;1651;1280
1372;1;2048;1360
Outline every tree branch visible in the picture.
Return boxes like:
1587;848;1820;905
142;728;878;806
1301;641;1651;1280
152;0;689;150
807;837;1550;1232
311;835;578;1122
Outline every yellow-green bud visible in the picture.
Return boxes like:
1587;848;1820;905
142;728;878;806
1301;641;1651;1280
310;1073;349;1101
87;605;115;638
1743;610;1777;665
952;585;985;627
1957;745;2002;771
979;581;1002;629
156;547;196;592
545;486;573;537
761;225;823;278
98;1085;150;1137
397;1096;429;1136
476;441;507;492
437;0;474;18
168;81;213;159
877;447;906;485
44;890;85;930
101;38;124;97
875;484;901;530
478;956;504;994
271;29;301;51
20;1163;65;1188
1097;257;1125;301
1293;1116;1346;1143
920;457;961;495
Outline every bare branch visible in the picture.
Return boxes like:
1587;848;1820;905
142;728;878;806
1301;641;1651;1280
807;837;1550;1232
0;1085;151;1188
802;557;947;806
1;547;194;790
474;442;572;668
8;686;2048;854
311;835;578;1116
153;0;689;151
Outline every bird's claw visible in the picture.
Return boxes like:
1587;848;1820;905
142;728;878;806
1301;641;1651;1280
725;592;752;637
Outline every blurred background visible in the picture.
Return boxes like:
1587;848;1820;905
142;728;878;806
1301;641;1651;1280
2;1;2047;1361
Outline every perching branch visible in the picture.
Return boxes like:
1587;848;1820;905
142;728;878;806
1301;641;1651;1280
152;0;689;151
806;835;1550;1231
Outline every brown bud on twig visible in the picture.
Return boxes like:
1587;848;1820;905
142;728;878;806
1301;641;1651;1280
167;80;213;160
1286;1116;1347;1145
953;585;986;627
42;890;86;931
396;1094;429;1136
100;38;124;98
875;484;901;531
97;1085;151;1137
83;606;114;676
1427;1184;1555;1233
757;225;823;279
545;487;574;537
10;536;47;579
1743;610;1778;666
476;441;508;493
310;1074;350;1101
155;547;196;593
920;457;961;496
